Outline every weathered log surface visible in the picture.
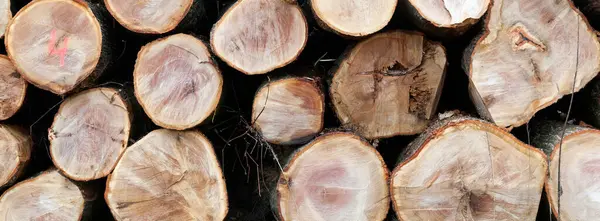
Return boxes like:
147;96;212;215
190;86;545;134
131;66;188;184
49;87;130;181
105;129;228;221
463;0;600;128
211;0;308;75
252;77;324;145
402;0;490;37
275;132;389;221
0;0;10;38
134;33;222;130
391;115;547;220
0;125;31;189
0;55;27;120
104;0;194;34
309;0;397;37
331;31;446;139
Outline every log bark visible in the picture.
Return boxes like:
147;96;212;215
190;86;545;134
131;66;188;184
5;0;111;95
0;55;27;120
391;114;547;220
0;0;10;38
0;125;31;189
210;0;308;75
309;0;397;37
105;129;228;221
462;0;600;129
49;87;131;181
330;31;447;139
252;77;324;145
573;0;600;30
531;122;600;221
401;0;489;37
274;132;389;221
0;169;87;221
134;33;222;130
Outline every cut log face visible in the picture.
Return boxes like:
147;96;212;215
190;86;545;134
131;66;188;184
391;118;547;220
5;0;102;95
252;78;324;145
465;0;600;128
134;34;222;130
407;0;489;28
104;0;193;34
0;170;85;221
105;129;228;221
0;55;27;120
276;132;389;221
0;0;10;38
331;31;446;139
49;87;130;181
310;0;397;37
0;125;31;189
211;0;308;75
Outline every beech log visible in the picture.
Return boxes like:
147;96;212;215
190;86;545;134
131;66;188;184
0;55;27;120
573;0;600;30
309;0;397;37
532;122;600;221
391;115;547;220
0;125;31;189
105;129;228;221
49;87;131;181
275;132;389;221
0;0;10;38
104;0;198;34
463;0;600;128
402;0;490;37
331;31;446;139
0;170;86;221
252;77;324;145
211;0;308;75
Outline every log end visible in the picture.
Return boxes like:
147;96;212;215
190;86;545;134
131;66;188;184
104;0;194;34
407;0;489;29
0;125;31;189
310;0;397;37
0;55;27;120
0;0;10;38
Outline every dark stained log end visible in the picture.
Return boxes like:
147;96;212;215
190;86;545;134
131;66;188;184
0;55;27;121
310;0;397;37
0;125;31;189
104;0;194;34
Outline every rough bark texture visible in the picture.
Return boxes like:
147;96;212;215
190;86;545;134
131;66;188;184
48;87;131;181
134;33;222;130
0;125;31;189
274;132;390;221
0;55;27;120
0;0;10;38
252;77;324;145
391;114;547;220
331;30;447;139
463;0;600;129
105;129;228;221
309;0;397;37
104;0;200;34
210;0;308;75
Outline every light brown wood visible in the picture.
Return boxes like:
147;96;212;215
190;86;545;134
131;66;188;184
49;87;130;181
464;0;600;128
105;129;228;221
276;132;389;221
104;0;194;34
406;0;489;29
0;169;85;221
211;0;308;75
310;0;397;37
5;0;103;95
252;77;324;145
0;55;26;120
0;125;31;189
134;33;222;130
331;31;446;139
0;0;11;38
391;116;547;220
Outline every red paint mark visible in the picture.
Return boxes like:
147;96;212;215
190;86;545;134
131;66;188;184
48;30;69;67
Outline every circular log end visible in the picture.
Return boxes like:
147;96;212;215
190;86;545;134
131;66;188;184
211;0;308;75
5;0;102;95
0;0;11;38
0;125;31;188
106;129;228;221
134;34;222;130
408;0;489;28
252;78;324;145
0;170;85;220
104;0;193;34
311;0;397;36
391;119;547;221
49;87;130;181
0;55;27;120
331;31;447;139
277;132;389;221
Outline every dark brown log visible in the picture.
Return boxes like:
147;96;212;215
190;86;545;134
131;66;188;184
210;0;308;75
0;125;31;189
105;129;228;221
309;0;397;37
134;33;222;130
0;55;27;120
49;87;131;181
330;30;447;139
573;0;600;30
391;114;547;220
252;77;324;145
104;0;198;34
463;0;600;129
274;132;389;221
0;0;10;38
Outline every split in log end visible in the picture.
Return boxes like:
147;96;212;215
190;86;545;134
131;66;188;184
0;125;31;189
104;0;194;34
310;0;397;37
0;55;27;120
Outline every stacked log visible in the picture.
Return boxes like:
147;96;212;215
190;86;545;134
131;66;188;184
104;0;201;34
401;0;490;37
0;55;27;120
309;0;397;37
0;125;31;189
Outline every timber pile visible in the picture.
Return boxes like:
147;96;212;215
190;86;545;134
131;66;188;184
0;0;598;220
